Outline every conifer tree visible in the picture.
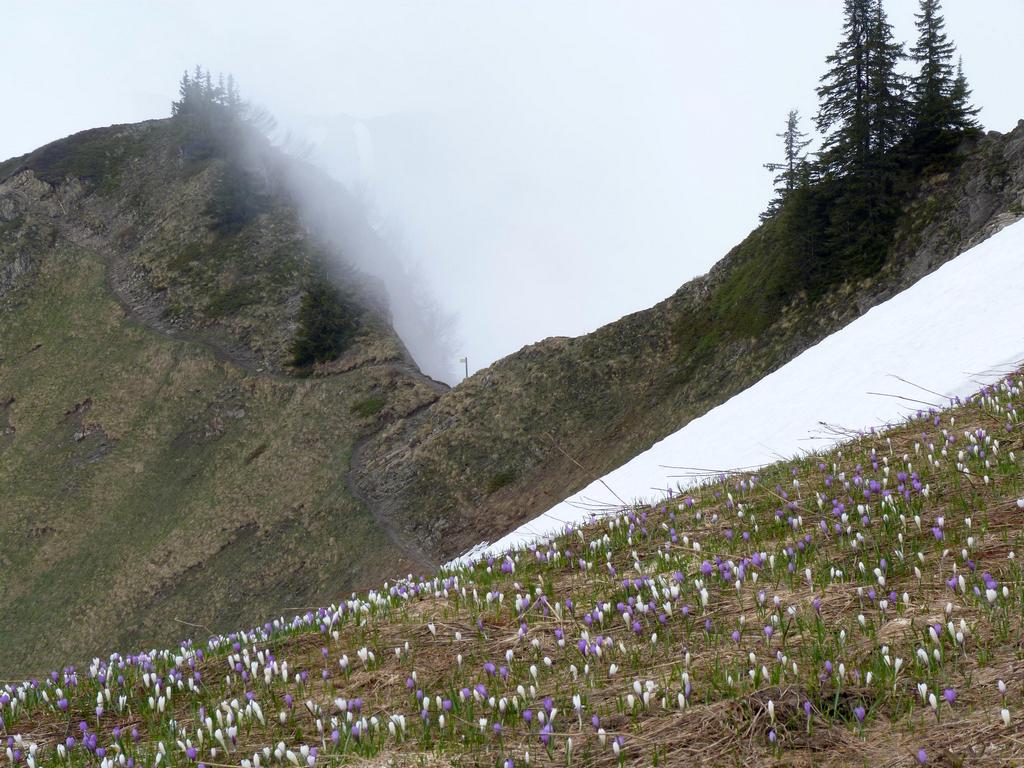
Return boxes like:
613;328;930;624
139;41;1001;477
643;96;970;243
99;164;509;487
193;65;206;98
949;57;981;132
226;74;241;110
171;66;245;119
815;0;873;177
909;0;955;127
170;66;249;163
762;109;812;221
291;281;359;367
171;71;192;116
817;0;908;177
908;0;980;156
863;0;907;158
812;1;910;278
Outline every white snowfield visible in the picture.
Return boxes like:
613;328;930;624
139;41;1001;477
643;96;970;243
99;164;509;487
451;216;1024;566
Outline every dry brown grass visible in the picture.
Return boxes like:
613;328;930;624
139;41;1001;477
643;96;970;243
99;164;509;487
5;373;1024;767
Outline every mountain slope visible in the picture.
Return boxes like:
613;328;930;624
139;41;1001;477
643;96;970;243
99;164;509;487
4;364;1024;766
0;118;444;674
467;215;1024;561
352;120;1024;563
3;115;1022;678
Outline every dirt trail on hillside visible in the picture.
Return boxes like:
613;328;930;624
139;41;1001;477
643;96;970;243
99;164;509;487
346;377;446;573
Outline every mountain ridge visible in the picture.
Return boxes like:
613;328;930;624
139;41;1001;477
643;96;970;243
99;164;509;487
0;116;444;674
352;120;1024;563
1;115;1022;675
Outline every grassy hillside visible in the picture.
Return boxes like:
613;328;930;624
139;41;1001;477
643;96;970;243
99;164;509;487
0;119;444;674
3;368;1024;766
3;113;1021;681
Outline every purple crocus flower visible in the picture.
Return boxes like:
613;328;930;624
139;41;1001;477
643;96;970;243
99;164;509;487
539;724;552;746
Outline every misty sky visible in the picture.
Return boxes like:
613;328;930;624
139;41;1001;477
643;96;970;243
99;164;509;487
3;1;1022;383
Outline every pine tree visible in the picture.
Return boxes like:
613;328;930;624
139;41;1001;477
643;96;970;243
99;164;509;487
909;0;955;128
762;109;812;221
171;66;245;119
863;0;907;158
169;66;250;162
291;281;360;367
171;70;192;116
812;1;910;281
815;0;873;177
949;57;981;132
226;74;240;110
908;0;980;156
193;65;206;99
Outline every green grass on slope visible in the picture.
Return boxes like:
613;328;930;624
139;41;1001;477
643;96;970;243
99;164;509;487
0;238;408;674
671;166;954;378
4;125;151;192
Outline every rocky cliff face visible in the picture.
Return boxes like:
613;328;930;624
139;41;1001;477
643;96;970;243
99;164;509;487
351;121;1024;562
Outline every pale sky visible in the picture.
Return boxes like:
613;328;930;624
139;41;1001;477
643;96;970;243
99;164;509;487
2;1;1021;382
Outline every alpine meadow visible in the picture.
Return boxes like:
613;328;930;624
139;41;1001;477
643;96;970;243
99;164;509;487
2;1;1024;766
